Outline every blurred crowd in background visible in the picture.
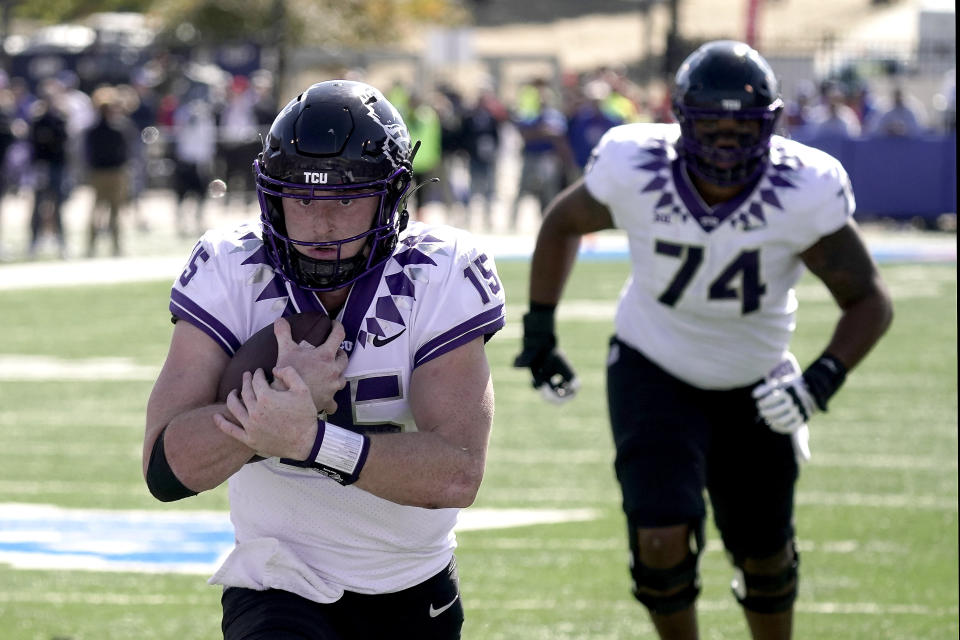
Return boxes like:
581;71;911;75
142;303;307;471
0;31;955;261
0;57;277;259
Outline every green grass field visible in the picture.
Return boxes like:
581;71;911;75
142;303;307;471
0;257;956;639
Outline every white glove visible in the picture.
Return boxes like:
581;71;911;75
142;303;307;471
753;354;818;434
753;354;815;463
792;423;811;464
539;371;581;405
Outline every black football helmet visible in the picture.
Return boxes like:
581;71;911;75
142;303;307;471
255;80;413;291
672;40;783;186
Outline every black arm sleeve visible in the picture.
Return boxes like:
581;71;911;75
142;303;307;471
145;426;198;502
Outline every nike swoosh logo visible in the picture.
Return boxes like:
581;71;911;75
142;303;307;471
372;328;406;347
428;594;459;618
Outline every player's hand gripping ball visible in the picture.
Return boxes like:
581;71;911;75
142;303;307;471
217;311;334;402
217;312;334;463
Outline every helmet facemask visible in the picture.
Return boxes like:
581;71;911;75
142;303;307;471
256;160;411;291
674;100;783;187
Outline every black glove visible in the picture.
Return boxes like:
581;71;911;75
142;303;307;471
513;305;579;403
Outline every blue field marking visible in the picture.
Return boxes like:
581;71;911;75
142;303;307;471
0;503;599;574
868;243;958;264
0;504;233;574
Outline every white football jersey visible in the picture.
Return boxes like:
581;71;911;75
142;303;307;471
585;123;854;389
169;220;506;603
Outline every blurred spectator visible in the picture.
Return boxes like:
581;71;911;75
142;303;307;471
509;78;571;230
460;84;506;227
155;92;178;128
386;80;412;121
435;86;470;212
0;91;14;258
933;68;956;132
27;97;70;258
172;99;217;237
55;72;97;137
128;76;160;133
807;86;861;138
49;73;96;196
649;83;675;124
405;92;443;207
850;85;879;131
122;77;160;232
219;75;261;207
84;86;136;257
566;79;624;171
4;78;34;195
598;66;643;123
9;76;37;122
866;86;929;137
425;85;469;215
781;80;815;136
251;70;278;132
0;91;15;190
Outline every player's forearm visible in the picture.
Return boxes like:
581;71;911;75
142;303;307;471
528;211;582;306
354;431;487;509
162;405;256;492
529;181;614;306
823;287;893;371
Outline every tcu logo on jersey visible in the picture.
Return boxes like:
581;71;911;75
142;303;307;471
303;172;329;184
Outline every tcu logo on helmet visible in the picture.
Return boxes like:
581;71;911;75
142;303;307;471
303;172;329;184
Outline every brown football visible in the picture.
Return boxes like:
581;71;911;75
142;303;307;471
216;311;333;402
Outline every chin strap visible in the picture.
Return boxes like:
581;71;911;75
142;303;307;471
399;176;439;211
294;249;368;290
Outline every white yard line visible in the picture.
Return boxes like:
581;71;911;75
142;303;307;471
0;256;186;291
0;230;954;291
0;354;158;381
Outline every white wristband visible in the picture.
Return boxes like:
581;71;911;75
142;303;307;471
306;420;370;485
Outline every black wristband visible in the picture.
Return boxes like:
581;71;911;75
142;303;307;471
145;426;198;502
802;352;848;411
523;304;557;336
529;301;557;314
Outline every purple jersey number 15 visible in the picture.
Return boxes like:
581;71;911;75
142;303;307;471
462;253;501;304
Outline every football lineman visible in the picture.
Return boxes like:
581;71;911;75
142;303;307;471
514;41;892;640
143;80;505;639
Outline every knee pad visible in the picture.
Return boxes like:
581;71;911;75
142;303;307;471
629;520;704;615
730;542;800;614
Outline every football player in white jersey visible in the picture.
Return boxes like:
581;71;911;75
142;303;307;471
143;80;505;639
514;41;892;640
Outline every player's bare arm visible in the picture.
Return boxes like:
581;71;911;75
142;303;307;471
143;321;255;494
355;336;494;509
147;314;350;498
515;179;614;402
800;220;894;370
529;178;615;305
212;334;494;509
